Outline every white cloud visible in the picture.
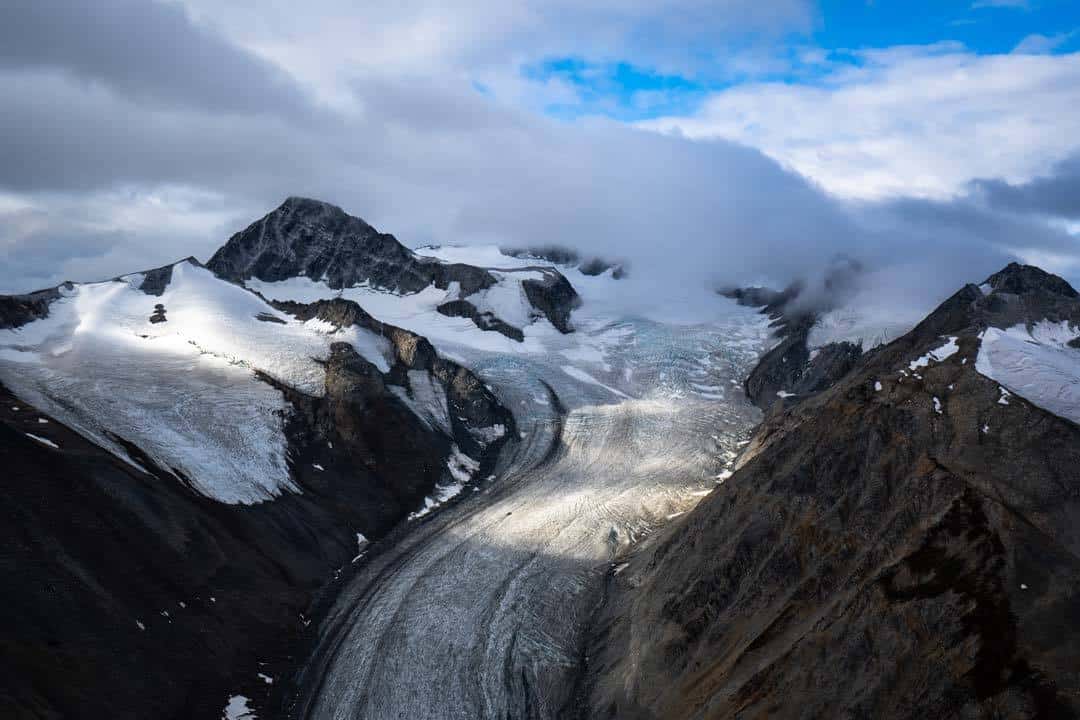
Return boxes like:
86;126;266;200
1013;31;1077;55
177;0;814;105
3;0;1080;318
642;48;1080;200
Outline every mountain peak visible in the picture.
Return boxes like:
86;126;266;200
984;262;1078;298
277;195;352;218
206;197;406;289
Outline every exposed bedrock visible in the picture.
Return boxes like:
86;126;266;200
207;196;581;337
583;264;1080;720
0;293;516;719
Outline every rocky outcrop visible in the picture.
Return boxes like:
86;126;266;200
137;261;186;296
726;283;862;411
986;262;1078;299
270;297;515;458
0;376;439;719
0;293;515;719
0;284;69;330
436;298;525;341
207;197;488;295
583;264;1080;720
207;197;581;337
522;270;581;334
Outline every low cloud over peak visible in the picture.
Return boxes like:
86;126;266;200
1;0;1078;329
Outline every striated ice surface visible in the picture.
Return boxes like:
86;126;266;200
300;285;776;720
976;320;1080;425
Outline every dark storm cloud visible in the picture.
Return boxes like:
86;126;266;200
0;0;311;117
0;70;328;193
969;154;1080;220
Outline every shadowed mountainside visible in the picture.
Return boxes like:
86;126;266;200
584;263;1080;720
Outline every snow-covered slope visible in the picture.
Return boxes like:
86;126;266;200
976;320;1080;425
208;197;581;342
246;270;567;354
0;260;400;503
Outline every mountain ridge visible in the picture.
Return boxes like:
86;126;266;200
581;261;1080;720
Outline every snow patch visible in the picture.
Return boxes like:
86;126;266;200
976;321;1080;424
470;423;506;445
909;336;960;371
874;380;882;392
25;433;59;449
222;694;256;720
409;445;480;520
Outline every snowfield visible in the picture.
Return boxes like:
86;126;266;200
0;261;395;504
976;321;1080;425
808;299;920;352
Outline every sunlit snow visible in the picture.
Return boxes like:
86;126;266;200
0;262;393;504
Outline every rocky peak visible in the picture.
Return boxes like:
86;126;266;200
206;197;440;293
206;197;582;338
984;262;1078;299
584;263;1080;719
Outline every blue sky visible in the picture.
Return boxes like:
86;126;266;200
524;0;1080;121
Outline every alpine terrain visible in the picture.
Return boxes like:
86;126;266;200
2;199;1078;720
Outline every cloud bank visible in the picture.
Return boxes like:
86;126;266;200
0;0;1077;329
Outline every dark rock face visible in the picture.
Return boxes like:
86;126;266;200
522;270;581;334
986;262;1078;299
207;197;467;294
0;285;68;329
436;299;525;341
270;297;516;458
720;284;797;312
583;264;1080;720
207;197;581;337
0;296;515;720
255;311;286;324
0;377;444;719
729;284;863;411
578;257;626;279
138;262;179;296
